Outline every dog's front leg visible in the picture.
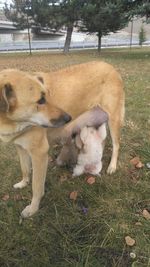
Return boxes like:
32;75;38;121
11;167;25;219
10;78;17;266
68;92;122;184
21;137;49;218
14;145;31;189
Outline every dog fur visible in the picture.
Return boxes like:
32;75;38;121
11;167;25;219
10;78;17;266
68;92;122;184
0;61;125;217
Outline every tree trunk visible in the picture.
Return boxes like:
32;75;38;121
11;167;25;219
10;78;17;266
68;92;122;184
98;32;102;53
63;24;73;53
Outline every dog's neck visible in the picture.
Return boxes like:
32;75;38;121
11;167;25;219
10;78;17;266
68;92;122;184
0;118;33;142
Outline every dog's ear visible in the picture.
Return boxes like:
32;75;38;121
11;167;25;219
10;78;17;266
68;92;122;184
0;83;16;112
97;123;107;141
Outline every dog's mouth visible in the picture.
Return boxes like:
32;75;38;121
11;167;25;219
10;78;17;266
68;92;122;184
27;112;72;128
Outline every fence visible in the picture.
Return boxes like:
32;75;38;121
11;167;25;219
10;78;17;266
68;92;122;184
0;39;150;52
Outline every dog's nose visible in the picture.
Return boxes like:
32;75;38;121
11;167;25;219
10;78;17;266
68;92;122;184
63;113;72;123
50;112;72;127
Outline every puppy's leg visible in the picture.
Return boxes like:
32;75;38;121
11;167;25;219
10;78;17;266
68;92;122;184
14;145;31;189
90;162;102;176
73;165;84;177
107;117;121;174
21;136;49;218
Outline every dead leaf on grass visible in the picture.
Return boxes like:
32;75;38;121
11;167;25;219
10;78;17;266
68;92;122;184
130;156;144;169
48;156;53;162
69;191;78;200
86;176;96;185
2;194;10;201
135;222;142;226
146;162;150;169
130;156;140;166
135;161;144;169
142;209;150;220
125;236;136;246
60;175;68;183
13;194;24;201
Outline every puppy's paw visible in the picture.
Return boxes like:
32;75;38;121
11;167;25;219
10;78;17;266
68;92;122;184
73;166;84;177
21;204;38;218
13;179;29;189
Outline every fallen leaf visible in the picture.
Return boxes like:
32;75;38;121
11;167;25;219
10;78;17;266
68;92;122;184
130;156;140;166
142;209;150;220
135;161;144;169
130;156;144;169
69;191;78;200
135;222;142;226
125;236;136;246
81;206;88;214
86;176;96;185
48;156;53;162
60;175;68;183
2;194;10;201
146;162;150;169
13;194;23;201
130;252;136;259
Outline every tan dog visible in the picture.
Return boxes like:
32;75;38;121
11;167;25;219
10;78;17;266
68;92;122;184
0;61;124;217
38;61;125;173
0;69;71;217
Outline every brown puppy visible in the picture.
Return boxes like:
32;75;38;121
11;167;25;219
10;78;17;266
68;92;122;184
0;69;71;217
37;61;125;173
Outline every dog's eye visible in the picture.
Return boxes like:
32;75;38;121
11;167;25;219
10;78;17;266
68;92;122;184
37;96;46;105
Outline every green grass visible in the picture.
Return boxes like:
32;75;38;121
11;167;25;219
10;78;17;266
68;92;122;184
0;47;150;267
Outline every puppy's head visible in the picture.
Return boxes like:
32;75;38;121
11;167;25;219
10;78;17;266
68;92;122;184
0;69;71;128
75;124;107;150
56;138;78;167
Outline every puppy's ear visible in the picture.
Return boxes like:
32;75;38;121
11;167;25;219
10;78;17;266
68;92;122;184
0;83;16;112
75;134;83;149
97;123;107;141
80;126;88;144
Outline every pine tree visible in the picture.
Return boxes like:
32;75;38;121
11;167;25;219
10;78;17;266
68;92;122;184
139;25;147;47
80;0;133;52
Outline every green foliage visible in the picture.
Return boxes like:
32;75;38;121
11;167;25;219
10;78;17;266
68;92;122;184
139;25;147;46
80;0;133;51
131;0;150;21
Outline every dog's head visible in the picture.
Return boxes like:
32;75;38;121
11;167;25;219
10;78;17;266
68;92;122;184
0;69;71;128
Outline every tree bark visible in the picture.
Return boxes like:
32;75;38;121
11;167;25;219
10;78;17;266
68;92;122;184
63;24;73;53
98;32;102;53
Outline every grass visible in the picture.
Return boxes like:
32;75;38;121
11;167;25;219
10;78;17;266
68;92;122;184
0;47;150;267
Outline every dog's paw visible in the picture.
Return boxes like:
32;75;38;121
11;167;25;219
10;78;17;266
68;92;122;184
13;179;29;189
21;204;38;218
107;164;116;174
